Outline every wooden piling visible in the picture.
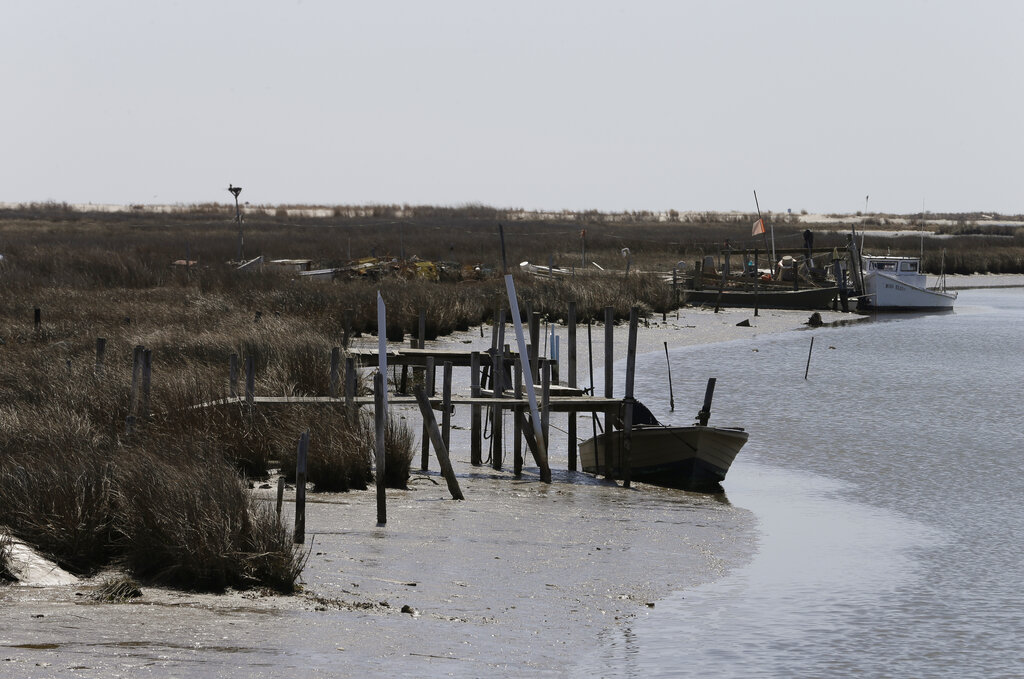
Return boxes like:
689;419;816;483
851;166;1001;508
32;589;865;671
414;388;465;500
421;356;435;471
276;476;285;518
513;357;523;477
470;351;482;465
622;308;639;488
529;312;541;382
374;373;387;525
664;342;675;411
541;361;551;449
603;306;614;479
294;431;309;543
442;361;453;450
567;301;578;471
491;348;503;470
330;347;341;398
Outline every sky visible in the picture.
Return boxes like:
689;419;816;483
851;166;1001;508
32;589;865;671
3;1;1023;215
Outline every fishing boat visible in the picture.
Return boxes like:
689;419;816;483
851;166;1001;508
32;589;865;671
579;424;748;489
684;285;838;310
856;254;956;312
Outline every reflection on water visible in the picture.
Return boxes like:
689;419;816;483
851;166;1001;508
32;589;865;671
580;288;1024;678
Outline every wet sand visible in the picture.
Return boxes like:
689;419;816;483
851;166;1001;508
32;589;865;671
1;305;846;678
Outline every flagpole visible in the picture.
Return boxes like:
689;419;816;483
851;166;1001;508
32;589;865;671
753;190;774;275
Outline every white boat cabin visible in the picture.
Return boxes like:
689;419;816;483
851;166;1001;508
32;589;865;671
862;255;928;287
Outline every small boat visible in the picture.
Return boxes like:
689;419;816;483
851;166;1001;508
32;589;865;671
684;285;838;310
579;424;749;489
856;254;956;312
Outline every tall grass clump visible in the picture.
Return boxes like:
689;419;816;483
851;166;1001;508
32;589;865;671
0;531;13;582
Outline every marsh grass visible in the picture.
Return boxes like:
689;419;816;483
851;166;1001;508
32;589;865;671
1;203;1021;592
0;530;13;582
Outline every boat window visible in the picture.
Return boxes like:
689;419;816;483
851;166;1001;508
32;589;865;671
870;261;898;271
900;261;919;272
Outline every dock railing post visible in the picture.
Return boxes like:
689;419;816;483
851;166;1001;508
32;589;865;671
622;307;639;488
374;373;387;525
470;351;482;465
567;301;578;471
603;306;614;479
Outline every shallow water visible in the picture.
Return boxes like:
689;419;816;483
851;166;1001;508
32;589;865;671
579;287;1024;678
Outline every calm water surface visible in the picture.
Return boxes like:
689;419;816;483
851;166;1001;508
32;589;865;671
578;288;1024;678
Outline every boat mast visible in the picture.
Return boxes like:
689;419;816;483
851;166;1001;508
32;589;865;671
753;190;775;273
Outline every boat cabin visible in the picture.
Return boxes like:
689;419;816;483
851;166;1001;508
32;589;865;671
862;255;927;286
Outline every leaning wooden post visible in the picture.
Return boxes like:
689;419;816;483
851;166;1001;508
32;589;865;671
503;275;551;483
664;342;675;411
441;361;453;451
622;307;639;488
94;338;107;377
567;301;578;471
141;348;152;422
804;336;815;380
330;347;341;398
374;372;387;524
229;353;239;398
603;306;615;479
414;387;465;500
420;356;435;471
294;431;309;543
470;351;482;465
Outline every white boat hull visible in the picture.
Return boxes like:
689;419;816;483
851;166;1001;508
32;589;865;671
859;271;957;311
579;425;748;488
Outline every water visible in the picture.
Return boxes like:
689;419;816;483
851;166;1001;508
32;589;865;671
578;288;1024;678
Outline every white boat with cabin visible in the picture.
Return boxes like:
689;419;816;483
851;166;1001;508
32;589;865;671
857;254;957;311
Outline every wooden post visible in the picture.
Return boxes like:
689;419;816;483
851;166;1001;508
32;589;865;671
470;351;482;466
491;348;503;470
603;307;614;479
374;372;387;525
330;347;341;398
141;349;152;421
276;476;285;518
541;360;551;450
94;338;107;377
664;342;675;411
622;307;639;488
441;361;453;451
229;353;239;398
513;357;523;477
529;312;541;382
414;388;465;500
33;307;40;330
345;356;357;424
750;248;759;316
697;378;717;426
421;356;435;471
804;336;815;380
567;301;578;471
294;431;309;543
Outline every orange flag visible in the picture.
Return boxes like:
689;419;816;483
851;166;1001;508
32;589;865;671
752;218;765;236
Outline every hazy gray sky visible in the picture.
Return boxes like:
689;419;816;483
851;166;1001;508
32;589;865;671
3;1;1021;214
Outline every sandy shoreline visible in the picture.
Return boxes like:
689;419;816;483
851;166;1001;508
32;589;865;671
1;304;849;677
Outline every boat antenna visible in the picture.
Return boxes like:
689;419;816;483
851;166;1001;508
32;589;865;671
753;190;775;272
